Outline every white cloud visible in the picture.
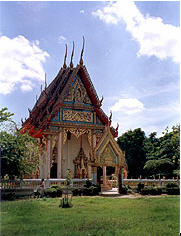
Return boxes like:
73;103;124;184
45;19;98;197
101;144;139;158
80;10;85;14
110;100;179;137
92;1;180;63
111;98;144;114
58;35;67;44
0;35;49;95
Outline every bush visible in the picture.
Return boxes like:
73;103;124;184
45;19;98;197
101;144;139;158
84;180;92;188
166;187;180;195
137;183;144;193
121;185;128;194
166;182;179;188
165;182;180;195
72;187;82;196
141;187;162;195
45;188;57;198
1;191;16;201
50;185;62;197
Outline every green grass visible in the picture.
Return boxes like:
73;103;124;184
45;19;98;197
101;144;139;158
1;196;179;236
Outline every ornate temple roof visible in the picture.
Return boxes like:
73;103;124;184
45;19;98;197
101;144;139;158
21;42;118;138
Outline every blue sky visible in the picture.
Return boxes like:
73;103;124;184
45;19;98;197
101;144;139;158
0;1;180;136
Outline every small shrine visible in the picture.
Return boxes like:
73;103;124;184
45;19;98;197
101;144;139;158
21;38;127;189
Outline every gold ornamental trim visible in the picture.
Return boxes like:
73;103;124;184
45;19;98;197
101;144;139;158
62;109;93;123
62;128;92;146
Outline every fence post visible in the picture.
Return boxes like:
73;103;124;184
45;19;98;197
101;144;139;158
45;179;50;189
20;180;23;189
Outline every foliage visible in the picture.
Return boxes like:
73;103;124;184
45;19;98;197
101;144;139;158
1;190;16;201
166;182;180;195
1;197;179;236
0;131;40;179
166;187;180;195
117;125;180;178
140;186;162;195
0;107;14;123
144;125;180;178
65;169;72;186
166;182;179;188
121;185;128;194
45;188;58;198
137;182;145;193
117;128;146;178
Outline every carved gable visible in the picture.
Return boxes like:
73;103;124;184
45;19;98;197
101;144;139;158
100;142;118;165
64;75;92;105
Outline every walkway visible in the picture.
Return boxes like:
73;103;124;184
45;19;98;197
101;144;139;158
100;188;120;197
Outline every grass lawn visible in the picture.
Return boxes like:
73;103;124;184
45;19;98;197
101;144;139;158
1;196;179;236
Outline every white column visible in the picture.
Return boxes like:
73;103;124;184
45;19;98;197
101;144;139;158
46;136;51;179
39;153;45;179
88;165;92;179
103;166;107;185
57;131;62;178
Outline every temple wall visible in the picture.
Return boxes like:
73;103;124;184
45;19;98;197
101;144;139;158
62;133;91;178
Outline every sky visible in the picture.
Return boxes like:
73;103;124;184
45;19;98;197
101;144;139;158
0;1;180;137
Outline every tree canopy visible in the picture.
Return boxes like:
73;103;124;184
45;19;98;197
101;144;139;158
117;125;180;178
117;128;146;178
0;108;40;179
0;107;14;123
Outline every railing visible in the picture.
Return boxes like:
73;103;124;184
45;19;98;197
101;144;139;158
123;179;180;188
0;178;91;190
0;178;179;190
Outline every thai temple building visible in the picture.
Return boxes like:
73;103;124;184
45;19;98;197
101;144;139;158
22;39;127;189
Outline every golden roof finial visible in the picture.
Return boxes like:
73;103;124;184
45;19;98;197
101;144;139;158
80;36;85;66
70;41;75;68
63;44;67;68
45;73;47;89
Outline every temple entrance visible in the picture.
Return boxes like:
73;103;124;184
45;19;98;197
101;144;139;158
50;163;57;178
97;166;103;184
106;166;115;176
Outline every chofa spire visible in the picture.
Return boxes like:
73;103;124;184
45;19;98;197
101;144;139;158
70;41;75;68
63;44;68;68
80;36;85;66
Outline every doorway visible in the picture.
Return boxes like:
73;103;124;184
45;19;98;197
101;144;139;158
106;166;115;176
97;166;103;184
50;162;57;178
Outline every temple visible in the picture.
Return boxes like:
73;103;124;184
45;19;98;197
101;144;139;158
21;39;127;189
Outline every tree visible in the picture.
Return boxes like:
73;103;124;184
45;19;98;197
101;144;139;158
0;107;14;123
0;131;40;179
144;125;180;178
117;128;147;178
0;108;40;179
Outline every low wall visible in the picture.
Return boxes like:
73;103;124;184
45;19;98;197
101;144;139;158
123;179;180;188
0;178;91;191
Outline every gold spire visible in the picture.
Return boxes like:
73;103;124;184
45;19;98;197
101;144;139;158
70;41;75;68
45;73;47;89
80;36;85;66
63;44;67;68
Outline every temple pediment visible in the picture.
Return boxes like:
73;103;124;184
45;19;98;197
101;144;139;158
94;126;127;168
63;74;92;105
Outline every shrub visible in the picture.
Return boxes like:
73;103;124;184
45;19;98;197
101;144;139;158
166;187;180;195
166;182;179;188
84;180;93;188
141;187;162;195
121;185;128;194
45;188;57;198
72;187;82;196
137;183;144;193
165;182;180;195
1;191;16;201
50;185;62;197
